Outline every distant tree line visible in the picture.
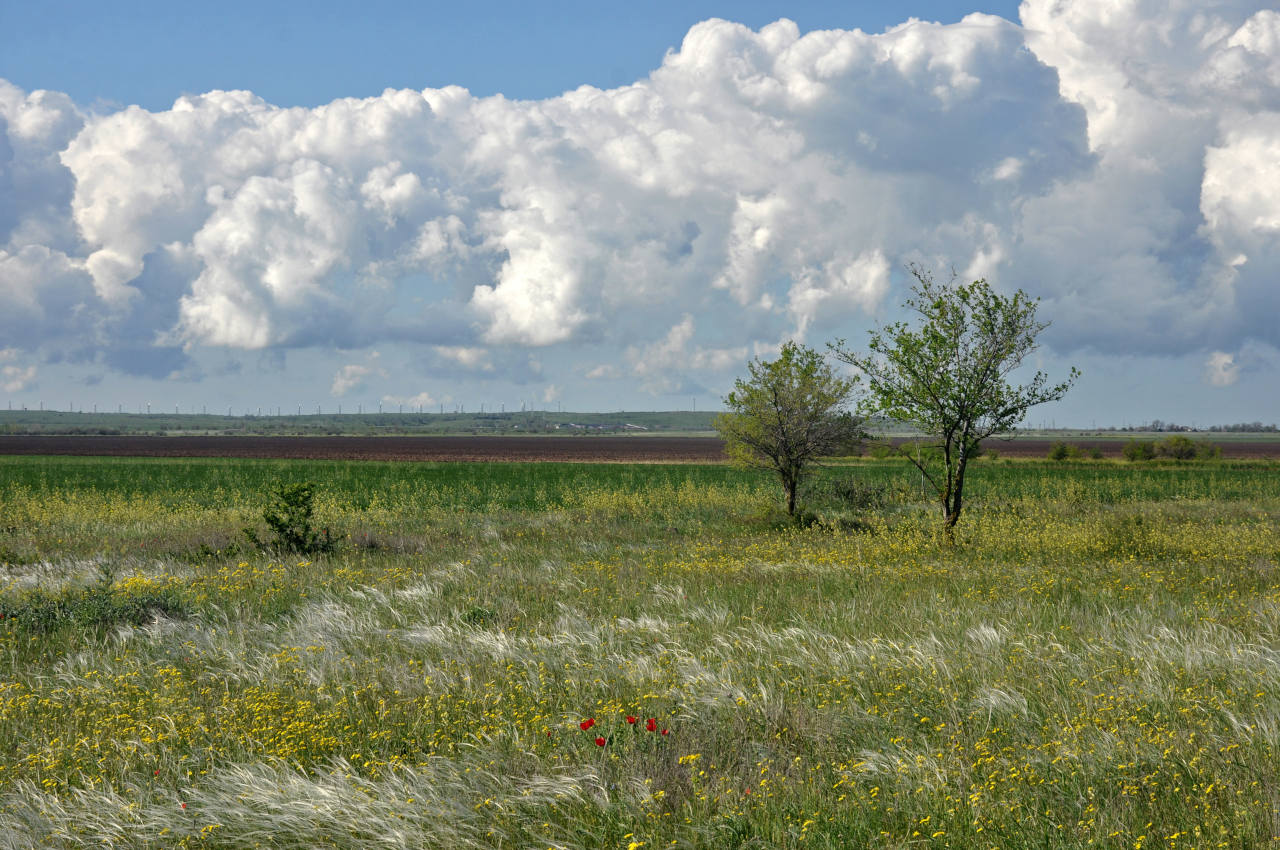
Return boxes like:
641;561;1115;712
1103;420;1277;433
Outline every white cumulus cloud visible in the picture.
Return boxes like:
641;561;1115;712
1204;351;1239;386
0;348;37;392
0;3;1276;402
330;352;387;396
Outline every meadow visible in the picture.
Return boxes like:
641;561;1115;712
1;454;1278;848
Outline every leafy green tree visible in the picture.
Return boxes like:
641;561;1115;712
715;341;863;517
832;265;1077;540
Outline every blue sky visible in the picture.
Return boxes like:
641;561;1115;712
1;1;1278;425
3;2;1022;108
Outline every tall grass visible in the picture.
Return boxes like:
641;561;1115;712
1;456;1278;847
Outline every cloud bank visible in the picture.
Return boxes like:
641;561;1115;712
1;0;1277;397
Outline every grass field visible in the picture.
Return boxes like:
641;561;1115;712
1;455;1279;848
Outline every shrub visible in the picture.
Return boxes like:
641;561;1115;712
244;481;334;555
1195;441;1222;460
1157;434;1198;460
1123;440;1157;462
1048;441;1083;461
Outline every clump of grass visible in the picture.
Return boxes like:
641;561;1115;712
0;565;187;634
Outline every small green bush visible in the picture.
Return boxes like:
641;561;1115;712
1158;434;1198;460
1048;441;1084;461
1195;441;1222;460
1122;436;1221;462
244;481;334;555
1123;440;1158;462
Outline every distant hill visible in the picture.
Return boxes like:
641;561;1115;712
0;409;720;437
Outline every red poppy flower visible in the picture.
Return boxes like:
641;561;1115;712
580;718;595;731
626;715;637;725
180;803;187;810
595;736;606;747
661;728;669;735
645;718;657;731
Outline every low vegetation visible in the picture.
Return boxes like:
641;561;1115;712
1;454;1278;847
1124;435;1223;462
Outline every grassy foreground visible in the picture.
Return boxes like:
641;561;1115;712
1;456;1279;848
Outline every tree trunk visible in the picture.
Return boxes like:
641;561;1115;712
942;458;967;545
786;478;797;516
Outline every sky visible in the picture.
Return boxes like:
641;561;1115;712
1;0;1278;426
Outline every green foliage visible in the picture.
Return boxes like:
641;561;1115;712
833;265;1077;538
1123;439;1157;461
245;481;334;555
1048;441;1084;461
1194;441;1223;460
715;341;863;515
460;605;497;627
1;569;186;635
1124;436;1222;462
1159;434;1198;460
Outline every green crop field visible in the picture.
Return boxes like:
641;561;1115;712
2;454;1279;848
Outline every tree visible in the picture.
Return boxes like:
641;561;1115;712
831;266;1077;540
715;341;863;517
